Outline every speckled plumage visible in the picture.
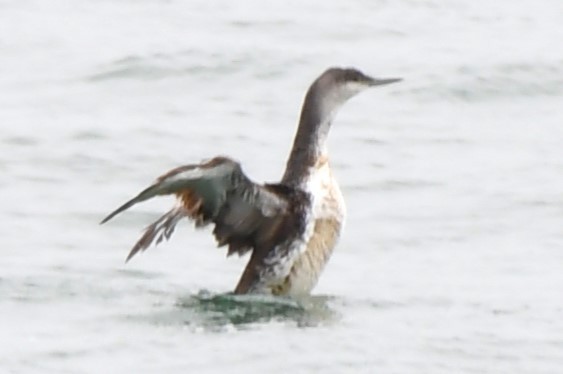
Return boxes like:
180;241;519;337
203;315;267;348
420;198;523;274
101;67;401;296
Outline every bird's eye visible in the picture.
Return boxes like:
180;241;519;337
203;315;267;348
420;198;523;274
351;71;364;82
344;70;360;82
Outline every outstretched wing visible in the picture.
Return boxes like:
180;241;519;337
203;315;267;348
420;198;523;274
101;156;290;262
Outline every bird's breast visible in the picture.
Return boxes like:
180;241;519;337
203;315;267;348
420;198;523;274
274;157;345;296
308;157;346;222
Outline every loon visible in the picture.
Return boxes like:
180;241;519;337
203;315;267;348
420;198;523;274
101;67;401;297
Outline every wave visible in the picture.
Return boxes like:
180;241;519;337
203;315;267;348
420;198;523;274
135;290;340;330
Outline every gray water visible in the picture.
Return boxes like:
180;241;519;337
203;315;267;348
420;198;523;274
1;0;563;373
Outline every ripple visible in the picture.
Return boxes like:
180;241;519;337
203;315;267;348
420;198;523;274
133;290;339;330
407;61;563;101
86;52;244;82
68;130;107;141
2;136;38;146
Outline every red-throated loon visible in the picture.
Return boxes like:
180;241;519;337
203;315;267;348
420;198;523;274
101;67;401;297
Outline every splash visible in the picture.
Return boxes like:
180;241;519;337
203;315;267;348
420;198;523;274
169;290;339;329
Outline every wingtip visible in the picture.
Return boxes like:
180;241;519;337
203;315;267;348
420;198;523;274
99;210;119;225
99;215;111;225
125;246;139;263
99;198;138;226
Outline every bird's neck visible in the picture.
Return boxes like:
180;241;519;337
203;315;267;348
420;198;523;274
282;88;337;187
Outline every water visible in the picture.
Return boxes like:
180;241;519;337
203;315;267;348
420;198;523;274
1;0;563;372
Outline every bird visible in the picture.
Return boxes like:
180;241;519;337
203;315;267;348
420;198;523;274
101;67;401;297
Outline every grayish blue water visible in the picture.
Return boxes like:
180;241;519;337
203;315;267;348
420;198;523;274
1;0;563;372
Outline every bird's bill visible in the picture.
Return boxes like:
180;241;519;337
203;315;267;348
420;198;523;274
367;77;402;86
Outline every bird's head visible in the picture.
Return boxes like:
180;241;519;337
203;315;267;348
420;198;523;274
314;67;401;106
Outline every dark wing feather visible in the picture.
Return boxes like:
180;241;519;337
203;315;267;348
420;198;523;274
100;157;233;225
101;156;290;262
124;206;187;262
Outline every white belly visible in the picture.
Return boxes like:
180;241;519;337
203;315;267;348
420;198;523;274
284;161;346;296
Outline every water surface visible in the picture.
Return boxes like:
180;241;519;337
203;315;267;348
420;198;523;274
1;0;563;373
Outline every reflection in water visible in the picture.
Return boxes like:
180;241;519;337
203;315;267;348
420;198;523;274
145;290;339;329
